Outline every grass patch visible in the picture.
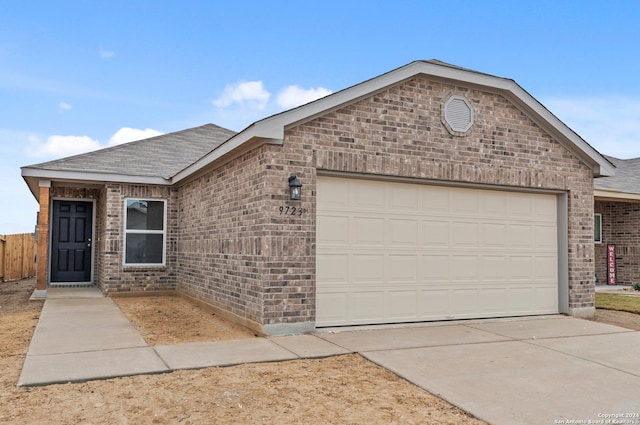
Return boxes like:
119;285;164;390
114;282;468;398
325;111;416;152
596;293;640;314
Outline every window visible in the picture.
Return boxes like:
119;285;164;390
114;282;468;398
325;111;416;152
124;199;166;265
594;213;602;244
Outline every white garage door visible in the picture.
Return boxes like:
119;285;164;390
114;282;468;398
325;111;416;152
316;176;559;327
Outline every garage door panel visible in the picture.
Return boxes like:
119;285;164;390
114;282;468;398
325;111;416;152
452;222;479;247
535;196;557;219
351;291;385;322
535;225;557;249
508;224;533;248
422;220;449;246
480;256;508;280
450;288;479;314
317;215;349;245
317;254;348;283
451;255;479;280
316;292;348;326
390;186;420;210
387;255;418;282
351;217;385;245
388;219;419;246
478;288;508;313
508;287;534;312
351;254;385;283
480;191;508;216
387;291;418;319
481;222;507;248
421;186;450;212
418;289;449;316
353;181;385;209
508;194;534;217
452;189;479;214
317;178;350;208
420;255;450;280
317;176;559;327
508;256;533;279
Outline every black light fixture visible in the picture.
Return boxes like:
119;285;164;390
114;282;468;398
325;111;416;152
288;175;302;200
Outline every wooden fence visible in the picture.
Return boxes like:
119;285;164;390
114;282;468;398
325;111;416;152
0;233;37;282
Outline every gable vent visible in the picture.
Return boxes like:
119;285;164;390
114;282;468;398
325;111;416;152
444;95;474;133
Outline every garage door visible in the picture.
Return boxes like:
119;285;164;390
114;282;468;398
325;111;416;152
316;176;559;327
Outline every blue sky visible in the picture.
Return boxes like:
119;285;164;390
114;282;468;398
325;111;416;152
1;1;640;234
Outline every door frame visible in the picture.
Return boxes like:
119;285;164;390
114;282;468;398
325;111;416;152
48;198;97;286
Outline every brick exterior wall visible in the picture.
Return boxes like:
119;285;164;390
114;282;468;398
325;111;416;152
595;200;640;285
175;76;595;331
95;183;178;294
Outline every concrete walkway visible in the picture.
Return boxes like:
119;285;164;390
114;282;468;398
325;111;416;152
18;289;351;387
19;290;640;425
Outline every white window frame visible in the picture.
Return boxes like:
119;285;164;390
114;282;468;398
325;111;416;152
123;198;167;267
594;213;602;244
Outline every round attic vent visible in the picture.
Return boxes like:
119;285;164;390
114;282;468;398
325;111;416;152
444;95;474;133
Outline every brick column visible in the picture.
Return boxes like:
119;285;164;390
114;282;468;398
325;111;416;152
36;180;51;291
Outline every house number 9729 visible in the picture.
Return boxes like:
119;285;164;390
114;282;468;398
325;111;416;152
279;206;306;216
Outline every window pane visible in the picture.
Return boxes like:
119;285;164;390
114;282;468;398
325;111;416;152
125;234;164;264
126;200;164;230
594;214;602;242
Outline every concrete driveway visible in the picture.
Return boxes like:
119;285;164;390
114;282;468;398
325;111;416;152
318;316;640;425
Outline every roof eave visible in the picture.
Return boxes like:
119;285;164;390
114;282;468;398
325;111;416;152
594;188;640;202
21;167;171;201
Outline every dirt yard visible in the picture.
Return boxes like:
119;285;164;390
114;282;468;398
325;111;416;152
3;280;640;425
1;278;486;425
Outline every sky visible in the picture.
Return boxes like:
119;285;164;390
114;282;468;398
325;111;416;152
1;0;640;234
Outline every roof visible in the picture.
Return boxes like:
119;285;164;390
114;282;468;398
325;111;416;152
23;60;615;200
174;60;615;182
22;124;236;198
594;156;640;200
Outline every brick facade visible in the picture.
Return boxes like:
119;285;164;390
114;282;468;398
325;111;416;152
595;200;640;285
175;76;595;332
96;184;178;294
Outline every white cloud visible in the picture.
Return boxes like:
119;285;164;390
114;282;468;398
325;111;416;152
212;81;271;110
26;127;163;159
100;49;115;59
276;85;332;109
108;127;163;146
58;102;72;112
27;135;101;158
543;96;640;159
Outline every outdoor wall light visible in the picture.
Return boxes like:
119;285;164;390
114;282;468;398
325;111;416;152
288;175;302;200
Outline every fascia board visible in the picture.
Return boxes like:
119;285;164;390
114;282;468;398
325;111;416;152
499;85;615;177
594;189;640;202
21;167;171;186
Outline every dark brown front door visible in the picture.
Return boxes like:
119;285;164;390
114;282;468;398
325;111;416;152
51;201;93;283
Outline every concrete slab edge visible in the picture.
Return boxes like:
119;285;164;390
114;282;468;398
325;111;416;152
18;369;172;388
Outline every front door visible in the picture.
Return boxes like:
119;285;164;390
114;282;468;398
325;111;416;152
51;201;93;283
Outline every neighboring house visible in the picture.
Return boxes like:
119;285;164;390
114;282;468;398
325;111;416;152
594;157;640;286
22;60;615;335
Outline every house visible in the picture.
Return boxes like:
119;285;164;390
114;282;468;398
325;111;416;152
22;60;615;335
594;157;640;286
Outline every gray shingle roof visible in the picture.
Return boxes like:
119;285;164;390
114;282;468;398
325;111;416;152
595;156;640;194
24;123;236;180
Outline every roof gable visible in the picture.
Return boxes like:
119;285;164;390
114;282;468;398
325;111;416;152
175;60;614;182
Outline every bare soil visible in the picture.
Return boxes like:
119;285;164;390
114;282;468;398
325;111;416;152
4;279;640;424
0;278;485;424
